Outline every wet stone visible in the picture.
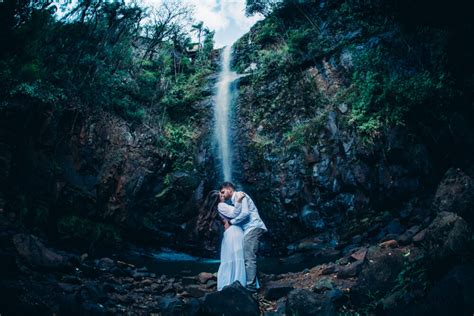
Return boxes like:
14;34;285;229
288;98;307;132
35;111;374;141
263;281;294;301
312;277;334;293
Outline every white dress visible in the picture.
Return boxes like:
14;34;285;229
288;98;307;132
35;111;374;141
216;202;246;291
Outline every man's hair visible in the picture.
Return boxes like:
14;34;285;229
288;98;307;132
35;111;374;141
219;181;235;190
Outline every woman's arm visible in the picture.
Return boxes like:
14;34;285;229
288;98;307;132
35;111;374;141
217;202;241;219
229;196;250;225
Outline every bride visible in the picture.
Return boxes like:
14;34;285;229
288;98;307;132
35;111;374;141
205;190;246;290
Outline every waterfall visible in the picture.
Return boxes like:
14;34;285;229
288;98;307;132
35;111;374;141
214;46;239;182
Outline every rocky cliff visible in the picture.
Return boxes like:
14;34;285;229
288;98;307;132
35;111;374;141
230;0;474;256
0;84;218;253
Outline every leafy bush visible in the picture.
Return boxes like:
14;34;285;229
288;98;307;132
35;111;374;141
284;116;324;149
161;69;212;120
10;81;66;106
254;45;292;79
157;122;197;171
254;16;282;45
346;46;450;143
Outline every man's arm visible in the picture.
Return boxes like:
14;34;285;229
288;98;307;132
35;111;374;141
230;196;249;225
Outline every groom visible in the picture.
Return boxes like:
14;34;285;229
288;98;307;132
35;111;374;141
219;181;267;293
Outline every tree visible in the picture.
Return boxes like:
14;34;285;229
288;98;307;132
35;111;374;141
142;0;194;60
245;0;282;17
192;21;204;48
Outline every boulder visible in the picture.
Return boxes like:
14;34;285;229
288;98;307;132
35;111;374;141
351;246;404;302
12;234;67;269
337;259;364;279
286;289;335;316
312;277;334;293
205;279;217;289
198;272;216;284
422;211;471;269
181;276;197;286
412;229;427;243
158;296;190;315
200;281;259;316
270;297;288;316
379;239;399;248
184;284;207;298
350;247;367;261
393;264;474;316
397;225;420;245
263;281;294;300
432;168;474;225
320;264;336;275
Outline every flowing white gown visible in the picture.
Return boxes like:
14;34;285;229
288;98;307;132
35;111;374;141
216;202;246;291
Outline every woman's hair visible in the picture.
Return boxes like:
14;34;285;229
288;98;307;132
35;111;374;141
196;190;220;234
205;190;220;213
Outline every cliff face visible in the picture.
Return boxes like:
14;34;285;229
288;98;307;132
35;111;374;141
230;0;474;254
0;94;217;252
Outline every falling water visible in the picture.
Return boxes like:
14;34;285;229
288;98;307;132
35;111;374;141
214;46;240;182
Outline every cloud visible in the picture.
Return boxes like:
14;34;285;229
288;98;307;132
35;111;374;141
223;0;262;30
191;0;262;47
190;0;230;31
137;0;262;47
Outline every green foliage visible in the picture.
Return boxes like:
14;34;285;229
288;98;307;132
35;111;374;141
161;68;213;119
245;0;282;17
251;132;273;153
346;46;451;144
10;81;66;106
0;1;215;123
113;94;146;122
157;122;197;172
286;27;328;65
254;45;293;79
254;16;282;45
163;122;196;154
287;27;312;56
57;215;122;246
283;116;324;154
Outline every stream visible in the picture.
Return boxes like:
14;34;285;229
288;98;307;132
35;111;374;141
118;248;325;277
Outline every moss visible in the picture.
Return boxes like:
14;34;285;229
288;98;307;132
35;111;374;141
283;112;326;153
341;42;453;144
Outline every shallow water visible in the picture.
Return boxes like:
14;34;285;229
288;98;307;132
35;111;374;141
122;248;321;276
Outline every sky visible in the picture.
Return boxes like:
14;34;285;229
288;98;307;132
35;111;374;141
141;0;263;48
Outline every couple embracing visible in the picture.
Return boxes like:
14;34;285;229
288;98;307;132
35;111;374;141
206;182;267;293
